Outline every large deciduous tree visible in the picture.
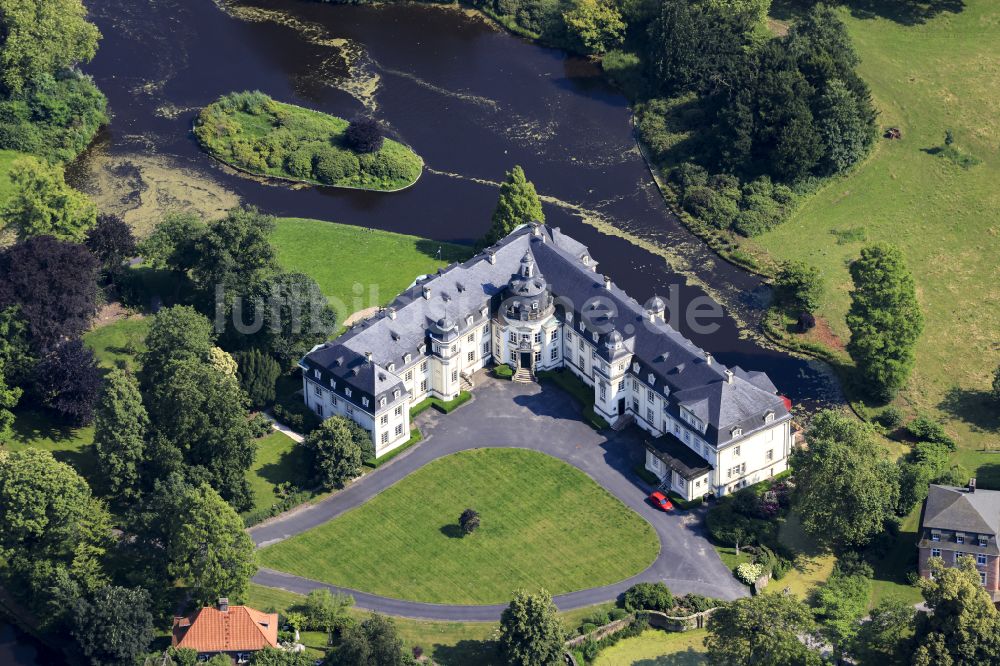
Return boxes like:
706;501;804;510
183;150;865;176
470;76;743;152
0;156;97;242
93;369;148;505
0;235;99;352
302;416;371;490
32;338;103;425
704;592;821;666
775;260;823;313
85;213;137;277
139;305;216;390
498;589;565;666
0;0;101;94
850;597;915;666
259;272;337;367
190;206;278;302
563;0;625;55
305;588;354;634
809;571;870;662
0;361;22;443
71;585;155;666
793;410;900;547
483;166;544;246
326;612;406;666
140;211;205;274
167;483;256;606
846;243;923;401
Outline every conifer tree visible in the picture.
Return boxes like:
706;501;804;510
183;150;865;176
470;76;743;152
483;166;544;246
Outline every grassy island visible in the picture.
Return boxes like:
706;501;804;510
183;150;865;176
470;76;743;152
194;91;423;191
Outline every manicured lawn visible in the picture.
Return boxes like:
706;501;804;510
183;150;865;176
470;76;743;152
271;218;472;324
245;431;310;516
593;629;707;666
83;317;150;371
750;0;1000;483
195;92;423;191
869;506;924;606
259;448;659;604
4;409;97;481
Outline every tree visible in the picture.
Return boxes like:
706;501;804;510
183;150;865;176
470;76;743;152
0;306;33;386
191;207;278;302
563;0;625;55
236;348;281;408
71;585;155;666
0;156;97;242
252;648;314;666
259;272;337;367
846;243;923;401
793;410;899;546
775;260;823;313
704;592;821;666
326;613;406;666
146;358;256;511
944;129;954;146
32;339;103;425
850;597;914;666
0;0;101;94
991;364;1000;402
139;305;216;389
85;213;137;276
208;346;238;377
140;211;205;273
93;369;148;504
302;416;369;490
0;362;22;443
810;571;870;662
167;483;256;606
0;235;99;352
622;582;674;612
305;588;354;634
498;589;565;666
483;166;544;246
816;79;873;175
344;118;384;153
459;508;480;535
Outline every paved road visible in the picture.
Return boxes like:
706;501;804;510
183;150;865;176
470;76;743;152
250;377;748;620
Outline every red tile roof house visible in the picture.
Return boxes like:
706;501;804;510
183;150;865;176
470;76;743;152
172;598;279;664
917;480;1000;602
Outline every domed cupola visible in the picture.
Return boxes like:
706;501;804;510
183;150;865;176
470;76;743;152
502;250;553;323
605;329;624;351
429;315;459;341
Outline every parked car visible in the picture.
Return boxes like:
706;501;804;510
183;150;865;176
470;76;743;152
649;491;673;512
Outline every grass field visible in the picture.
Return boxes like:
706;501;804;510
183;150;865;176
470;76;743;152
195;92;423;191
271;217;472;324
259;448;660;604
593;629;707;666
83;316;150;371
750;0;1000;485
245;430;309;515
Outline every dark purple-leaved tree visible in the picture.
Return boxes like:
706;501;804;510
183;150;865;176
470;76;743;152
32;339;103;425
0;235;99;353
345;118;384;153
85;213;137;275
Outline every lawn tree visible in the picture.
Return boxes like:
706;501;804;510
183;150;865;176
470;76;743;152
0;156;98;242
0;449;111;620
622;582;674;612
0;235;99;352
302;416;370;490
31;339;103;425
846;243;923;401
483;166;545;246
562;0;626;56
459;508;480;535
140;211;205;274
344;118;384;153
236;348;282;409
910;557;1000;665
775;260;823;313
305;588;354;634
166;483;256;606
809;571;871;663
793;410;900;547
146;357;256;511
260;272;337;367
0;361;22;442
190;206;278;306
93;369;148;505
71;585;156;666
498;589;565;666
850;597;915;666
991;364;1000;402
0;0;101;94
705;593;822;666
85;213;136;278
327;612;406;666
139;305;216;390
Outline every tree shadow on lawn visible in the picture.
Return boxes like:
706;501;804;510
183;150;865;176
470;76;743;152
439;524;465;539
257;445;311;487
430;639;502;666
414;239;474;263
939;385;1000;434
634;650;707;666
769;0;964;25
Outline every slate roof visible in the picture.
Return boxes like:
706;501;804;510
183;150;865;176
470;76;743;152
646;433;713;480
304;224;789;439
300;343;406;413
922;484;1000;536
172;605;278;653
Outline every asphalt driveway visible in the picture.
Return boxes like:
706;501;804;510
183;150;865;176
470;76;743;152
251;375;748;620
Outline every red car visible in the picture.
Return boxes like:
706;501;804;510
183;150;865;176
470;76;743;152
649;491;673;512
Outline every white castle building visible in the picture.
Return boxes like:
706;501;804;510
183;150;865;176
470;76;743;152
301;223;793;500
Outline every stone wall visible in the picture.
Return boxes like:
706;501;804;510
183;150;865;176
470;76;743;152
646;608;719;632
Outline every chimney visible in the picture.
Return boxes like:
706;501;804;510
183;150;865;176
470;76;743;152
705;352;713;366
387;307;396;320
531;221;542;236
603;275;612;290
725;369;734;384
488;251;496;265
969;478;977;493
422;285;432;300
217;597;229;613
365;351;373;364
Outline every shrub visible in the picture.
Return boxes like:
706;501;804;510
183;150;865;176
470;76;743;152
313;147;360;185
581;638;599;661
906;415;955;450
284;147;314;178
878;406;904;429
623;582;674;613
601;50;646;98
580;622;597;636
459;508;480;535
735;562;764;585
586;610;611;627
608;608;629;621
675;594;722;613
775;261;824;313
236;349;281;409
345;117;384;153
494;364;514;379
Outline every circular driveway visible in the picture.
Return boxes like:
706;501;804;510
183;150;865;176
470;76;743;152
250;376;748;621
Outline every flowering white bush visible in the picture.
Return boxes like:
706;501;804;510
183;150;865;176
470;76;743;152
735;562;764;585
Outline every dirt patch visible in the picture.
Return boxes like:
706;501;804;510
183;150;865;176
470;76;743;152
343;306;379;327
804;315;847;353
92;302;136;328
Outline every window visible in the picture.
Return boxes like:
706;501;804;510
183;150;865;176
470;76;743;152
313;385;322;397
646;408;654;423
734;446;741;456
484;323;490;334
381;432;389;444
766;449;774;461
567;331;573;342
534;351;541;362
314;404;323;417
632;379;639;391
421;361;428;371
550;347;558;360
346;405;354;416
683;430;691;444
647;388;654;403
957;534;965;545
468;334;474;342
388;363;395;372
534;332;542;343
510;351;516;362
329;379;336;389
930;547;941;558
468;351;475;362
551;329;559;340
313;369;320;379
420;380;427;392
977;553;988;566
600;384;607;400
362;397;369;408
522;333;530;342
483;342;490;355
592;332;598;342
404;354;411;364
379;397;386;408
732;428;742;438
395;424;403;436
345;387;352;397
395;406;402;416
981;572;988;587
393;389;400;399
531;301;538;310
727;468;732;479
980;536;989;547
331;397;338;407
578;339;584;351
765;411;775;424
405;371;412;381
451;370;458;382
380;415;388;425
618;380;625;391
931;532;941;542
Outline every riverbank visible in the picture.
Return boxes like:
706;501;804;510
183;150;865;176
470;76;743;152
194;91;423;191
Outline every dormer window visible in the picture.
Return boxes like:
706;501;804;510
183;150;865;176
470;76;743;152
393;389;401;400
531;301;538;310
345;388;352;397
567;312;574;323
633;362;640;374
481;306;488;317
362;397;369;407
979;536;988;547
930;531;941;542
764;411;775;424
579;321;585;332
378;397;386;408
388;363;395;372
648;373;655;385
467;315;474;326
313;369;320;379
592;332;598;342
404;353;411;364
329;379;336;389
731;427;743;438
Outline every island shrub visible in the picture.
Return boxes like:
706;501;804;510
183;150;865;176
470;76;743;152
345;117;384;153
313;146;360;185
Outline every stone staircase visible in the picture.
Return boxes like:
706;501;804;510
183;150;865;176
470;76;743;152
512;367;534;383
611;413;634;432
460;372;475;392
